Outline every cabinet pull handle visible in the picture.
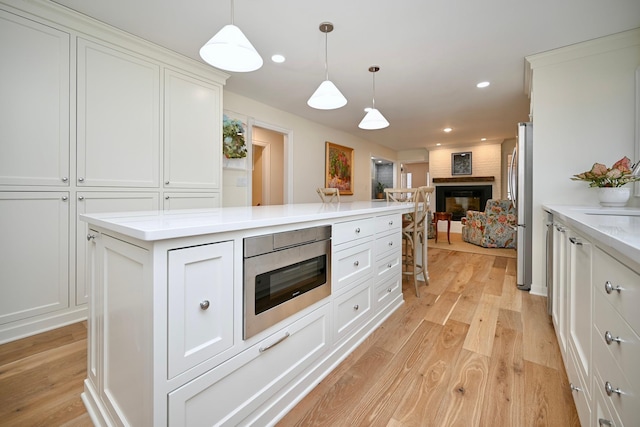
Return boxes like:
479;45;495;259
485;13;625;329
604;331;622;345
598;419;613;427
355;227;361;234
87;234;96;241
604;381;622;396
353;304;359;310
78;177;84;182
604;281;622;294
259;332;290;353
569;383;581;392
354;260;359;267
199;300;210;310
569;237;582;245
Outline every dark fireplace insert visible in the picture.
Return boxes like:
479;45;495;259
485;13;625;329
435;185;492;221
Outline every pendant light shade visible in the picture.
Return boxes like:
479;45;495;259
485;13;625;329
307;22;347;110
199;1;263;72
359;66;389;130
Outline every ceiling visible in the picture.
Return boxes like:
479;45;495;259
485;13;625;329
51;0;640;152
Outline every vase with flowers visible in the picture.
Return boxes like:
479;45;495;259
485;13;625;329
571;156;640;206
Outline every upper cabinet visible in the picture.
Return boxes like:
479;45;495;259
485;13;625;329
0;11;70;187
76;38;160;188
164;70;222;189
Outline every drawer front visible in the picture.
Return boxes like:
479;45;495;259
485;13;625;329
593;292;640;391
333;217;375;246
594;377;622;427
334;280;372;340
593;338;640;427
333;241;373;293
593;248;640;333
375;214;401;235
567;346;592;426
168;304;330;426
375;230;402;259
375;250;401;284
168;241;234;379
375;275;401;311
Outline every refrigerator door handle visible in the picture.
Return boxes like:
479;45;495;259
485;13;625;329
509;146;518;209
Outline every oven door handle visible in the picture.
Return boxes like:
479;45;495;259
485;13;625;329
259;332;290;353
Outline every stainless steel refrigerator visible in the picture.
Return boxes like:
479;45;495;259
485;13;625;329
508;122;533;290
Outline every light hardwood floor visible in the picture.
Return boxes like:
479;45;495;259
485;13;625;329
0;246;579;426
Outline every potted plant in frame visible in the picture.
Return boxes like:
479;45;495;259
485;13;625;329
571;156;640;206
375;181;386;199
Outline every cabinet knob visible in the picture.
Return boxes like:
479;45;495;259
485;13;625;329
387;263;392;268
61;196;68;201
165;196;170;200
569;383;581;393
61;177;68;182
353;304;359;310
387;288;392;293
604;331;622;345
388;241;393;246
165;181;170;185
604;281;622;294
78;196;84;201
355;227;361;234
388;220;393;226
604;381;622;396
353;260;359;267
598;419;613;427
199;300;210;310
87;234;96;241
78;177;84;182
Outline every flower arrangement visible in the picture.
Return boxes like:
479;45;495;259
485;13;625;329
571;156;640;188
222;115;247;159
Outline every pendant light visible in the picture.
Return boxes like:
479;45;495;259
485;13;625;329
199;0;263;72
307;22;347;110
359;66;389;130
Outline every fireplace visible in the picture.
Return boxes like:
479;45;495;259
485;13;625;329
435;185;492;221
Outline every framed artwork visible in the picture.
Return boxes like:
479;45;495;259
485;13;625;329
325;141;354;195
451;152;472;175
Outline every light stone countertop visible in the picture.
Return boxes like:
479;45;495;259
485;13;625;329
543;205;640;271
80;201;413;241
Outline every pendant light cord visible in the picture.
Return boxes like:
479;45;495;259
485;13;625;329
371;72;376;109
324;31;329;81
230;0;235;25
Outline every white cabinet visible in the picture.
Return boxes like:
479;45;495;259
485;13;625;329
164;69;222;190
374;214;402;311
167;241;234;379
0;10;70;187
551;222;569;359
0;192;69;325
77;37;160;188
76;192;160;305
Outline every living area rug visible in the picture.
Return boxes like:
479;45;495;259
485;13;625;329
427;232;516;258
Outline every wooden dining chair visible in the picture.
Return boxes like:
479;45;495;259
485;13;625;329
316;187;340;203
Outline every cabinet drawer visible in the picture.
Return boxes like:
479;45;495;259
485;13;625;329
567;346;591;427
375;230;402;259
333;240;373;293
375;250;401;284
168;304;330;426
334;280;372;341
593;248;640;333
333;217;375;246
375;214;401;234
593;291;640;392
375;275;402;311
594;377;622;427
168;241;234;379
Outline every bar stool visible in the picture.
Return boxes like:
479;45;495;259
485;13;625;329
316;187;340;203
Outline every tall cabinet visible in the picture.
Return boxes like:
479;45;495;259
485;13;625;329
0;0;228;343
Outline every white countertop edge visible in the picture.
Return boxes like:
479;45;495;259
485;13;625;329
80;201;415;241
543;204;640;271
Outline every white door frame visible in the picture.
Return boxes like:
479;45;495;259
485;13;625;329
249;119;293;204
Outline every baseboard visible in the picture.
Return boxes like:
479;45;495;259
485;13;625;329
0;306;88;344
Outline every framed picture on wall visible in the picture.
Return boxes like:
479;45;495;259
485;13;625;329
325;141;354;195
451;152;472;175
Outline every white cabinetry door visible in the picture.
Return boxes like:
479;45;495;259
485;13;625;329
76;192;159;305
77;38;160;188
164;69;222;190
552;222;569;359
163;192;220;210
0;11;69;187
167;241;234;379
0;192;69;324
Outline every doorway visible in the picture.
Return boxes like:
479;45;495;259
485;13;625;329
371;157;394;199
251;125;287;206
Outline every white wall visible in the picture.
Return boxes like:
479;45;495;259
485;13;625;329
222;91;398;204
528;28;640;295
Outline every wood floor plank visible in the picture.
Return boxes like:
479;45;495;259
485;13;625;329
423;291;460;325
463;293;500;356
522;293;563;370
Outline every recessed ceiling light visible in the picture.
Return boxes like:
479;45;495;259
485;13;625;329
476;81;490;88
271;54;285;63
436;143;442;146
443;127;452;133
481;137;487;141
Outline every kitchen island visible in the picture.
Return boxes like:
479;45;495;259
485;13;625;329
544;205;640;427
80;201;420;426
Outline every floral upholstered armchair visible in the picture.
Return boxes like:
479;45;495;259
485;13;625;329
461;199;517;248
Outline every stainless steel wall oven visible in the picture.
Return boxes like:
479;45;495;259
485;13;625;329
243;225;331;339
